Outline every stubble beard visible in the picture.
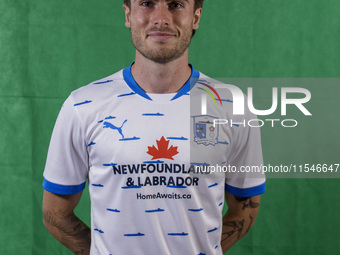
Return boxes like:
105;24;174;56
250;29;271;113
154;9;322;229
130;26;193;64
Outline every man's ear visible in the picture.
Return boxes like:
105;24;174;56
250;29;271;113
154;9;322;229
123;4;131;28
192;8;202;30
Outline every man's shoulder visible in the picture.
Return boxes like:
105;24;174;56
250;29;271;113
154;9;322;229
197;72;221;85
70;68;126;100
196;72;236;98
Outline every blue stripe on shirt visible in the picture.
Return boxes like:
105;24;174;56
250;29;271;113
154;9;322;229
43;177;86;195
225;182;266;197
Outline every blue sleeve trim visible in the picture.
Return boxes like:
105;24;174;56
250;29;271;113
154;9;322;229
225;182;266;197
43;178;86;195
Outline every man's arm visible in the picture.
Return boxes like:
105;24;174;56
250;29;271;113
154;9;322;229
42;190;91;255
221;192;261;253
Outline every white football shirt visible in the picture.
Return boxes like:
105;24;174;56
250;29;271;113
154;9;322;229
43;64;265;255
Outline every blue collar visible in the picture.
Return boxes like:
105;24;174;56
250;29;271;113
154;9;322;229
123;62;199;101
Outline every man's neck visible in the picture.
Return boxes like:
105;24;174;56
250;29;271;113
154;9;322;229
131;51;192;94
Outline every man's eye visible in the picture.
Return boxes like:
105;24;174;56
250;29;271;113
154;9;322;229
141;1;152;7
169;2;183;9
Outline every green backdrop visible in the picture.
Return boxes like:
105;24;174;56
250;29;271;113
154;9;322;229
1;0;339;254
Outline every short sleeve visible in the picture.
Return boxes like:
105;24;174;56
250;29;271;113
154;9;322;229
225;103;266;197
43;94;89;195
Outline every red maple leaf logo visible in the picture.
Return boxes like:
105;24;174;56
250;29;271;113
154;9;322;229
147;136;179;160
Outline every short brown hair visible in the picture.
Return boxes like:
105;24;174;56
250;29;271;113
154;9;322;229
123;0;204;11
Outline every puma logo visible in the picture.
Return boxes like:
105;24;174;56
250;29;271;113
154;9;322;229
103;120;127;139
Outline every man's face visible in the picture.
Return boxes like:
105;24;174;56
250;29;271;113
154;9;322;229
124;0;202;64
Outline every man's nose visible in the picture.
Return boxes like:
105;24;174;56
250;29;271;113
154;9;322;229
150;4;171;27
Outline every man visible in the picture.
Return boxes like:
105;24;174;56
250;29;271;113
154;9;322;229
42;0;266;254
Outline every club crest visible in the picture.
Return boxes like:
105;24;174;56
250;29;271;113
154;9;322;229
192;115;219;146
